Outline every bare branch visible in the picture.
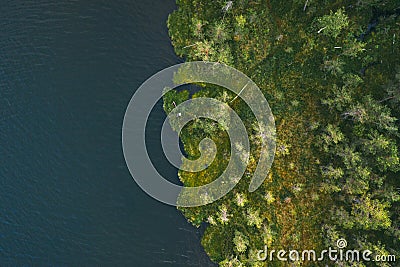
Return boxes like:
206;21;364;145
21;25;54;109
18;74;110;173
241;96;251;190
303;0;309;11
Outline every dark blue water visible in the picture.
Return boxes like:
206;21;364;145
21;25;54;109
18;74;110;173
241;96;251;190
0;1;215;266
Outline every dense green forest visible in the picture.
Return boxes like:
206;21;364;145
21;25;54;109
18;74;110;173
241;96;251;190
164;0;400;266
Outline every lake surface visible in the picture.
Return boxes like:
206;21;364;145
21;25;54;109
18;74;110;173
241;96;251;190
0;1;215;266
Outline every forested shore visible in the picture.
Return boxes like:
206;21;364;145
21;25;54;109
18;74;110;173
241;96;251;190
164;1;400;266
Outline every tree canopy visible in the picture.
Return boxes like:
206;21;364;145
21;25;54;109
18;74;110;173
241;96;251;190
165;0;400;266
